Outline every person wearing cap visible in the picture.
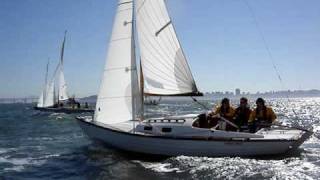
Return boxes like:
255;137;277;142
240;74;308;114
248;98;277;133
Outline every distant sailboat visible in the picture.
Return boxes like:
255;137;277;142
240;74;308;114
77;0;312;156
35;32;93;114
37;60;54;108
144;96;161;106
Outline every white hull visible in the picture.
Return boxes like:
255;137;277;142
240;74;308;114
77;118;310;157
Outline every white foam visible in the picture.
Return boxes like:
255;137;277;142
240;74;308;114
0;157;30;165
132;160;181;173
3;166;25;172
26;137;54;141
134;155;320;179
0;149;9;154
0;148;17;154
39;154;61;159
0;155;47;172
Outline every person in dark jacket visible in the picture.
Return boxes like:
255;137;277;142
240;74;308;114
234;97;252;131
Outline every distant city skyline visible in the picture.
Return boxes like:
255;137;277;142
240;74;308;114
2;88;320;99
1;89;320;104
1;0;320;98
204;88;320;96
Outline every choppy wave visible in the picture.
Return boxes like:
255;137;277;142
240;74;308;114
0;156;46;172
135;153;320;179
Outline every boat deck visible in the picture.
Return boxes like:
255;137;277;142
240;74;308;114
255;129;304;140
78;115;307;141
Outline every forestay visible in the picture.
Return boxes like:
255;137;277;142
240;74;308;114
94;0;141;124
135;0;199;96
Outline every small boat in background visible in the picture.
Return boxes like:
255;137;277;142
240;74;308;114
34;105;94;114
35;32;94;114
144;96;161;106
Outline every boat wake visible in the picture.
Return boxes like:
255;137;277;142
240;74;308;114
132;160;181;173
134;153;320;179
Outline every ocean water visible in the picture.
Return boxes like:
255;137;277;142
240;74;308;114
0;98;320;180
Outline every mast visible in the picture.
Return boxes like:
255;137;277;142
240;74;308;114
43;59;49;105
60;31;67;66
131;2;136;121
57;86;59;105
139;62;144;120
94;0;140;125
132;0;143;121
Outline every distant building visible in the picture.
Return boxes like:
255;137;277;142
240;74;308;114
235;88;241;96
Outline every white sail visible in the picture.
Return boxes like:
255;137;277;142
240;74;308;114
58;31;69;101
58;66;68;101
37;91;44;107
94;0;141;124
135;0;199;96
44;81;55;107
37;60;50;108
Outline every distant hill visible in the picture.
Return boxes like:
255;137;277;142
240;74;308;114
78;95;97;103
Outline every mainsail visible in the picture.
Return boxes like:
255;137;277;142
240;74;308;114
135;0;200;96
58;31;69;101
37;92;44;107
94;0;141;124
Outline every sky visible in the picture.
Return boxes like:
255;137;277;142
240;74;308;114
0;0;319;98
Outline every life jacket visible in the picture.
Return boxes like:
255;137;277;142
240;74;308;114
219;106;230;117
255;106;272;124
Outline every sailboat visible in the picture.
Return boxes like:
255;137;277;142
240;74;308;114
77;0;313;156
35;32;94;114
36;60;56;109
144;96;161;106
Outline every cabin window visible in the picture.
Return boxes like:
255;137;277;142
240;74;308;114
162;127;172;133
144;126;153;131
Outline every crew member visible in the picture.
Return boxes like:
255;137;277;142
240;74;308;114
234;97;251;131
210;98;236;131
249;98;277;133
